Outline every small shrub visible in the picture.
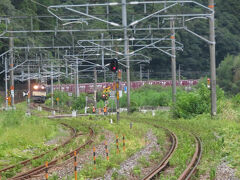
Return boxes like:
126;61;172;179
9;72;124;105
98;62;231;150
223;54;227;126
72;94;87;110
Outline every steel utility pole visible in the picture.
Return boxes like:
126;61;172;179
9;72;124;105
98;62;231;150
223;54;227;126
9;36;15;108
116;73;120;123
178;64;181;83
101;33;106;82
5;57;8;110
122;0;131;113
51;62;54;109
58;67;61;91
171;19;176;104
76;59;79;97
27;65;31;114
140;64;142;81
94;67;97;109
209;0;217;116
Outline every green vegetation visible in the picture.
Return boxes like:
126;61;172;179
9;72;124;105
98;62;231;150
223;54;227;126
120;85;172;108
0;103;59;167
45;90;88;113
126;104;240;179
217;54;240;95
173;81;225;118
75;116;167;179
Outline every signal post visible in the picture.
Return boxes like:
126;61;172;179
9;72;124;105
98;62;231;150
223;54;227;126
116;70;121;123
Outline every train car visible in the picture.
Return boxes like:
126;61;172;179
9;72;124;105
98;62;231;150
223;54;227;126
32;84;47;103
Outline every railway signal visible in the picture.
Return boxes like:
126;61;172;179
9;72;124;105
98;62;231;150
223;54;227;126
207;78;210;89
110;59;118;73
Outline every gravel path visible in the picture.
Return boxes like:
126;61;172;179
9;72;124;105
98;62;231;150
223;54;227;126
104;130;160;180
215;162;239;180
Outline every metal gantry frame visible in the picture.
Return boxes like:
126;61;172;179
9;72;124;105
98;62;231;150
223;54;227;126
0;0;216;116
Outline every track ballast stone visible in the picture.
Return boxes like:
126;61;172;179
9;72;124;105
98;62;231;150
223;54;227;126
215;162;239;180
104;129;160;180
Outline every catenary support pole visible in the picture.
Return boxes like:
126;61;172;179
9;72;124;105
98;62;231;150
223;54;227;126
76;59;79;97
178;64;181;83
28;65;31;114
209;0;217;116
148;68;150;81
116;78;120;123
58;67;61;91
140;64;142;81
51;62;54;109
5;57;8;110
101;33;106;82
9;36;15;108
170;19;176;104
94;67;97;109
122;0;131;113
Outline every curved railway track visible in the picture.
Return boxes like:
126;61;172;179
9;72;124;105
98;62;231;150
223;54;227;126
142;124;202;180
9;128;94;180
142;126;178;180
178;134;202;180
0;123;77;174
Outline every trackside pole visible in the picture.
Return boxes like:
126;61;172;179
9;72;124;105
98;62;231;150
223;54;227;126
5;57;8;110
74;151;77;180
9;36;15;108
170;19;176;104
209;0;217;116
122;0;131;113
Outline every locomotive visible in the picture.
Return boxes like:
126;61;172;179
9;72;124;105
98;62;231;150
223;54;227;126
32;84;47;103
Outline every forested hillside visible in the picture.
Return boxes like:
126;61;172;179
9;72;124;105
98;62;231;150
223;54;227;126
0;0;239;81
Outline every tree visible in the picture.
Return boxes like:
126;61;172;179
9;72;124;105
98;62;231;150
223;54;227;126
217;54;240;95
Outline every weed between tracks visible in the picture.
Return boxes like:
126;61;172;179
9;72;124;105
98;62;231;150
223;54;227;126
2;97;240;179
125;106;240;179
70;116;167;179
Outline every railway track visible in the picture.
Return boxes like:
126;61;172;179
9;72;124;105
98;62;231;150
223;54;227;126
142;126;178;180
31;103;61;113
178;134;202;180
0;123;77;174
9;127;94;180
142;124;202;180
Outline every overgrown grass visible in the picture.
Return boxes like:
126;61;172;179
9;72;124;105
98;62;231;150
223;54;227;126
127;103;240;179
0;103;60;167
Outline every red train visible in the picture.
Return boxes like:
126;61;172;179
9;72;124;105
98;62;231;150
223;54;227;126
50;80;198;94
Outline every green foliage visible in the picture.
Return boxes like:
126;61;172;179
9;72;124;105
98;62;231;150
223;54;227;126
232;93;240;105
0;107;59;170
0;95;4;106
72;93;86;110
53;90;71;106
173;83;225;118
217;54;240;95
119;85;172;108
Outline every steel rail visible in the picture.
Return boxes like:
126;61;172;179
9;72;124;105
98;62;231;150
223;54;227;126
142;126;178;180
178;134;202;180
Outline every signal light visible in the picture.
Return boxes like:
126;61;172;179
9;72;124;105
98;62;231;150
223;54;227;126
110;59;118;72
33;85;39;90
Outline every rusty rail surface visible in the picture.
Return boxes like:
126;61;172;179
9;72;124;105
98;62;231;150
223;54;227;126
142;126;178;180
178;134;202;180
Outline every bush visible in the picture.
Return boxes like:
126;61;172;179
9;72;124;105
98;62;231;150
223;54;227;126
0;95;3;106
232;93;240;105
119;85;172;108
72;93;87;110
217;54;240;95
173;83;225;118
